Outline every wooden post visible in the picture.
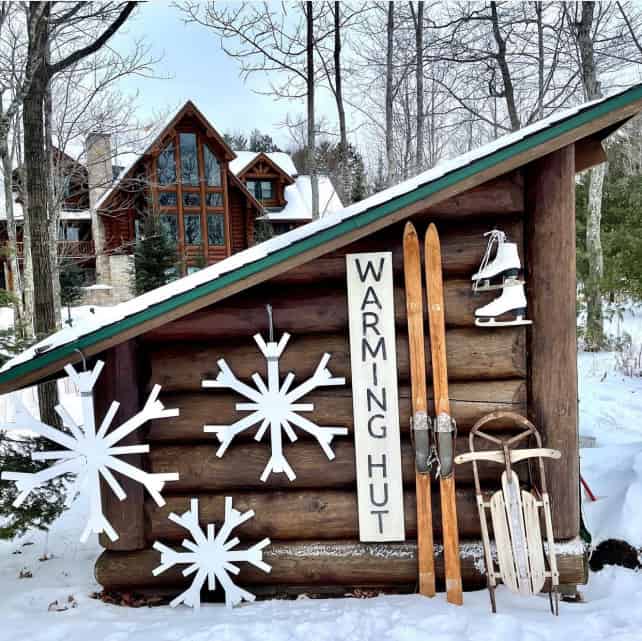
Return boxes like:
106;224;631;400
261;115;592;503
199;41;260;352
525;144;579;540
94;340;146;550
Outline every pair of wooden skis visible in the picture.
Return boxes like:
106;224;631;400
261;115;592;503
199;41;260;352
403;222;463;605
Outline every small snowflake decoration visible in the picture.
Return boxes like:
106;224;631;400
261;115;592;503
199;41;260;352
1;360;179;542
202;332;347;481
153;497;271;609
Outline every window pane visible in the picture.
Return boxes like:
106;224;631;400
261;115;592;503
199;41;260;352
203;145;221;186
207;213;225;246
183;192;201;208
180;133;199;186
184;214;202;245
158;142;176;185
160;214;178;241
159;191;177;207
246;180;258;199
260;180;273;199
206;192;223;207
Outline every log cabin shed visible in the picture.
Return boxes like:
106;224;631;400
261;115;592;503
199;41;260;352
3;86;642;601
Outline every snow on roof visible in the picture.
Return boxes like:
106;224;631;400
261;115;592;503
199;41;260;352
229;151;298;177
1;85;641;379
260;175;343;221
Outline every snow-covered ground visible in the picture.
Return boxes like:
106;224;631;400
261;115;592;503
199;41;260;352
2;306;642;639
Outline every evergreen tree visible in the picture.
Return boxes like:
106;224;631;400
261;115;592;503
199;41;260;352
224;130;248;151
371;152;386;194
0;301;67;540
249;129;281;153
59;259;85;326
133;216;179;295
0;433;67;539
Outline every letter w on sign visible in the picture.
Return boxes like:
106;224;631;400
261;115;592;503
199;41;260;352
346;253;405;542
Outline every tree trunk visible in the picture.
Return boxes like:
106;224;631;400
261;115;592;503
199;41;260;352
0;138;26;332
535;2;544;121
44;53;61;328
23;3;59;425
385;2;394;186
576;1;605;350
490;1;519;131
306;1;319;219
413;1;424;174
334;2;350;205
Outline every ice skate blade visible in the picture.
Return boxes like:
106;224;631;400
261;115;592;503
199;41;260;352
472;278;525;293
475;317;533;328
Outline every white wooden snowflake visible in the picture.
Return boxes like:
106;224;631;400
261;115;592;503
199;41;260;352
1;360;179;542
202;332;347;481
153;497;271;609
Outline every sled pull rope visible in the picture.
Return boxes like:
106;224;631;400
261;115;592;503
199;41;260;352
474;229;507;292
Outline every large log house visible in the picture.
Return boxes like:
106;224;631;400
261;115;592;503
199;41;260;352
2;85;642;600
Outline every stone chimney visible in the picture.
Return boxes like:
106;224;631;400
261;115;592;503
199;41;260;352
85;132;112;283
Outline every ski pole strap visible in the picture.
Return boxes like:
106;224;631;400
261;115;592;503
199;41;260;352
435;413;457;478
412;411;432;474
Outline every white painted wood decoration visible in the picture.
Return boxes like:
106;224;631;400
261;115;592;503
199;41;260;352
346;252;405;542
202;332;347;481
153;497;271;609
0;361;179;542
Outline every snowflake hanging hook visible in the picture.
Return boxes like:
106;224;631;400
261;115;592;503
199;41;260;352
202;332;347;481
1;360;180;543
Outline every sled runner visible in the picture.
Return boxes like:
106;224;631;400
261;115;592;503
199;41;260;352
454;411;561;615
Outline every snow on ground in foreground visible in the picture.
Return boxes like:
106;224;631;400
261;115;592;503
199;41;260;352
0;497;641;641
579;306;642;548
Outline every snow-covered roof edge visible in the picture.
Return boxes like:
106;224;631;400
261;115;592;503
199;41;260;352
2;83;642;391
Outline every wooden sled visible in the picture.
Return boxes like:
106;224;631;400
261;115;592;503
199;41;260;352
454;411;561;615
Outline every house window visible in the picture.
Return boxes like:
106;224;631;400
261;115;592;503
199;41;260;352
207;213;225;246
159;191;177;207
58;223;80;241
180;133;199;186
160;213;178;241
205;192;223;208
158;142;176;185
184;213;202;245
183;192;201;208
247;179;274;201
203;145;221;186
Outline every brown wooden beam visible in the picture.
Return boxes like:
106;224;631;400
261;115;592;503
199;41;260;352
147;328;527;393
94;340;147;551
147;379;527;442
525;145;579;539
575;137;607;173
95;540;587;591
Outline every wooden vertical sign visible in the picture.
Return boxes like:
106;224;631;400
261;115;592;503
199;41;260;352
346;252;405;542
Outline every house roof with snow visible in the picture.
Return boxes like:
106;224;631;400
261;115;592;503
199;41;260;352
2;83;642;393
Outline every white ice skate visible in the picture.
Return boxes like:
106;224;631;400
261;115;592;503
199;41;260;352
475;279;532;327
472;230;522;292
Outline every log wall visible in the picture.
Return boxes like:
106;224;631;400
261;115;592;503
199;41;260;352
95;166;585;596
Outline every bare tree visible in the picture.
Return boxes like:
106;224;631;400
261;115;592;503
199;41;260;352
21;1;136;425
177;1;338;218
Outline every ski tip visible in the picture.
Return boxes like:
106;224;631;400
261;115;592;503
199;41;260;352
403;221;417;238
427;222;438;238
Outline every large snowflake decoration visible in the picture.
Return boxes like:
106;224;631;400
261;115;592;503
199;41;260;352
1;360;179;542
153;497;271;609
202;332;347;481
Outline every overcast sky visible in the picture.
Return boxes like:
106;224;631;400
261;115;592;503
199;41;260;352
110;2;339;151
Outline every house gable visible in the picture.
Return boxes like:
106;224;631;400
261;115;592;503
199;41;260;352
2;84;642;393
236;152;295;208
95;101;262;268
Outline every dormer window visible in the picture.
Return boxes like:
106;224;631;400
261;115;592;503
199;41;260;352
247;179;274;201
